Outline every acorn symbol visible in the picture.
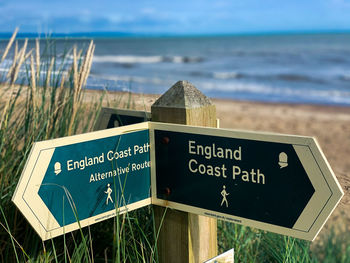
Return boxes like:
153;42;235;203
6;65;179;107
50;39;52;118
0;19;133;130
278;152;288;169
54;162;62;175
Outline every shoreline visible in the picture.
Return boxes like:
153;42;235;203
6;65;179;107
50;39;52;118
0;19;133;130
84;88;350;110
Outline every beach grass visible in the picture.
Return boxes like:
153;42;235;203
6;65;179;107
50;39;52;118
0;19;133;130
0;30;349;262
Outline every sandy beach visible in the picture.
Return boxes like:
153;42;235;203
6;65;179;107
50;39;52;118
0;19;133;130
85;89;350;240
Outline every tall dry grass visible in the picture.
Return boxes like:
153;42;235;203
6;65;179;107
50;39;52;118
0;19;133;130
0;30;160;263
0;29;104;262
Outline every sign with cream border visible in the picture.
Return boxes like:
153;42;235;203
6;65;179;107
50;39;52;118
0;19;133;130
12;123;151;240
149;122;343;241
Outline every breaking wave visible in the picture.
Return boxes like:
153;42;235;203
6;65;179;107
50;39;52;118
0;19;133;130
93;55;203;64
190;70;327;84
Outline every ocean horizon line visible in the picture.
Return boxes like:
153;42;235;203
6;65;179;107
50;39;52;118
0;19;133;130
1;29;350;40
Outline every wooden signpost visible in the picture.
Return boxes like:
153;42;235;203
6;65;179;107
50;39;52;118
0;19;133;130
12;81;343;262
151;81;218;263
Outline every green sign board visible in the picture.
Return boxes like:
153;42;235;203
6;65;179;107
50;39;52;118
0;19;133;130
150;123;344;241
12;123;151;240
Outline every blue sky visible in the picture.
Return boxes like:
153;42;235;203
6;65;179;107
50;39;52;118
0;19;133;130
1;0;350;35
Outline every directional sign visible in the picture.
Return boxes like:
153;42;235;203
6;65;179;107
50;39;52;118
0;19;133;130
13;122;343;241
94;108;151;131
12;123;151;240
150;122;344;241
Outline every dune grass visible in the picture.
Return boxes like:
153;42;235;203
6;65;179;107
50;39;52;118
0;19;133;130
0;30;349;262
0;29;100;262
0;30;161;263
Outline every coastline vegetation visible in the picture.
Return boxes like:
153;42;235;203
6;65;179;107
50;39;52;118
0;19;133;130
0;30;349;262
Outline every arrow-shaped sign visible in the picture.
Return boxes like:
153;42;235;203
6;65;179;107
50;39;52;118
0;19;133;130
12;123;151;240
13;122;343;241
150;122;344;241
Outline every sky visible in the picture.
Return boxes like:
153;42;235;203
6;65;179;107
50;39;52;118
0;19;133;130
0;0;350;35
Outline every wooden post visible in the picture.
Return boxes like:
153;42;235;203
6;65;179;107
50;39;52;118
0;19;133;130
151;80;218;263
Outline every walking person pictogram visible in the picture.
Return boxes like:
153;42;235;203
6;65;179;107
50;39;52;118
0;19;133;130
220;185;229;207
105;184;113;205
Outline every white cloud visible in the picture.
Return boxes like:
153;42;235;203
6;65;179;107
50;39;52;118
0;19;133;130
106;14;123;24
140;7;156;15
331;0;350;7
0;0;349;34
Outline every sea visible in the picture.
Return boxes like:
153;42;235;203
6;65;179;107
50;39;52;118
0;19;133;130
1;33;350;106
